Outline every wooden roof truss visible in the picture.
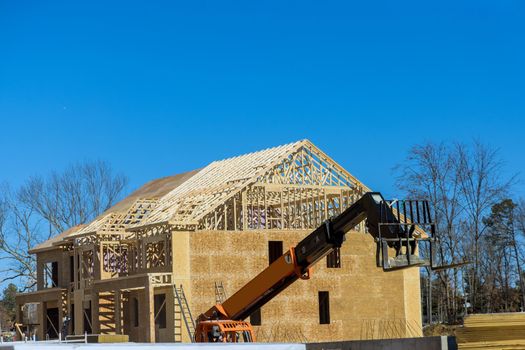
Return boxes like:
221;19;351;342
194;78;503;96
68;198;158;243
131;140;369;233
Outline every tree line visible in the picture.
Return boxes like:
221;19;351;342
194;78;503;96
394;140;524;324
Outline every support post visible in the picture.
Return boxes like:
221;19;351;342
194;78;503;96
74;294;83;335
37;303;45;341
115;290;122;334
15;304;24;340
233;195;237;231
144;284;155;342
92;292;100;334
242;191;247;230
58;292;65;340
73;249;78;288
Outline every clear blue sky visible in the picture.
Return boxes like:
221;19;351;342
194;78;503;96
0;1;524;199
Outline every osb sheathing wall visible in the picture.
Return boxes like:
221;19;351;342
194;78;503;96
188;229;422;342
36;249;71;291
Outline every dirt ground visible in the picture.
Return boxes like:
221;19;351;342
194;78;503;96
423;323;461;337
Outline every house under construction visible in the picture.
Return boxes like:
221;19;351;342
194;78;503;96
15;140;422;343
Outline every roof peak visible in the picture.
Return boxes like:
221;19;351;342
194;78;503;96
210;139;307;164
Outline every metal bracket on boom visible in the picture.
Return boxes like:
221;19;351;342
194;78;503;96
373;199;464;271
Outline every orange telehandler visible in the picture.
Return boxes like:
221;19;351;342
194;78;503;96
194;192;443;342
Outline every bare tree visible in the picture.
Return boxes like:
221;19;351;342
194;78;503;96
395;140;516;323
395;142;463;323
456;141;515;312
0;184;39;289
17;160;127;236
517;198;525;257
516;199;525;307
0;191;5;237
0;161;128;290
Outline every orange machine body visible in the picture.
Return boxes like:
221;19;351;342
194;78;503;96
194;320;254;343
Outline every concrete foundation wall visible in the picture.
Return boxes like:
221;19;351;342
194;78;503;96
306;336;457;350
188;229;422;343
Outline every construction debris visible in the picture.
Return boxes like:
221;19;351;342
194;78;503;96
456;312;525;349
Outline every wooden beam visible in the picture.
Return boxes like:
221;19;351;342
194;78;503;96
144;283;155;342
92;291;100;334
115;290;122;334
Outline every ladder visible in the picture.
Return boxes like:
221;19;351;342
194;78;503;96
173;284;195;343
214;281;227;304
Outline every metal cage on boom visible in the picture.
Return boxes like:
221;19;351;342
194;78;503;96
375;199;440;270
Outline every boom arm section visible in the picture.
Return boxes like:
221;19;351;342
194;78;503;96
198;192;403;323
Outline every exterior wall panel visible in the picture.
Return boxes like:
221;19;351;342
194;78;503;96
189;229;422;342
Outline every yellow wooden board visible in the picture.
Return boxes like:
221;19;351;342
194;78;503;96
457;313;525;349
